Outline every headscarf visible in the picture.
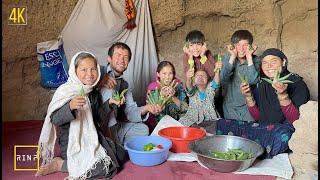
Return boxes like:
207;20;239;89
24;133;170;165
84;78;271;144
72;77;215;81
257;48;310;124
38;51;112;179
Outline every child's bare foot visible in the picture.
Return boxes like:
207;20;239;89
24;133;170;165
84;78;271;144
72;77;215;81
35;157;64;176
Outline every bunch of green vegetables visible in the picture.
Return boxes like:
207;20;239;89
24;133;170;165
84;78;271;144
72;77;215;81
112;89;128;101
79;86;86;97
147;88;172;108
238;73;249;85
213;54;223;73
261;71;293;85
210;148;253;160
143;143;163;151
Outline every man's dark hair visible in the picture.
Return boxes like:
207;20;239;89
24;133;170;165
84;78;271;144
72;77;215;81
231;30;253;45
185;30;205;44
108;42;132;61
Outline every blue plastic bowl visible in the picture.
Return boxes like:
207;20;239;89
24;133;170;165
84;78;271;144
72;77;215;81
124;135;172;166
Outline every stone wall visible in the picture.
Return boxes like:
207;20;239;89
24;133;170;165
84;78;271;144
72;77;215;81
288;101;318;179
2;0;318;121
149;0;318;100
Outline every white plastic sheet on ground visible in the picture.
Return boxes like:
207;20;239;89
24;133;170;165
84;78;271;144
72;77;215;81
61;0;158;105
152;115;294;179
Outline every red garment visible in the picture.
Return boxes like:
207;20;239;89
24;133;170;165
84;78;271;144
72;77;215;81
182;50;216;78
248;102;299;123
280;103;300;123
248;105;260;121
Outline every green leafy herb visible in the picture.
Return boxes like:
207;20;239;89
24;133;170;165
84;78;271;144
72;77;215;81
146;87;172;108
79;86;86;97
214;54;223;73
210;148;252;160
238;73;249;85
261;71;294;85
112;88;128;101
143;143;155;151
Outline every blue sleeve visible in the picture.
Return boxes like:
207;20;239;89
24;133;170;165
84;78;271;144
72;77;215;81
220;53;234;85
247;55;261;85
125;90;148;122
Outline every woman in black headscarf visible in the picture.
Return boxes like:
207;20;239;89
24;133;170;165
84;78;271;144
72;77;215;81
217;48;310;158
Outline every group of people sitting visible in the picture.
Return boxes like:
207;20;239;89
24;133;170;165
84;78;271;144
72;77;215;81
36;29;310;179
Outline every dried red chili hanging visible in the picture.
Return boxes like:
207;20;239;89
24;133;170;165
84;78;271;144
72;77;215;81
125;0;136;30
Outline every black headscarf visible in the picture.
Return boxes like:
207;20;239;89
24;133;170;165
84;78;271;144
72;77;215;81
256;48;310;124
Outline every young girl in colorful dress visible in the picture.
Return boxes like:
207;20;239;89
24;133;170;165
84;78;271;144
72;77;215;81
179;59;223;133
145;61;188;132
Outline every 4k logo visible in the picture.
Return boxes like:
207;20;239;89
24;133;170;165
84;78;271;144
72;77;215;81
8;6;27;25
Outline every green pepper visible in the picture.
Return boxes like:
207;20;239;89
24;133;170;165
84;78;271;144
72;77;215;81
210;148;252;160
147;88;173;108
213;54;223;73
79;86;86;97
261;71;294;85
238;73;249;85
112;88;128;101
143;143;155;151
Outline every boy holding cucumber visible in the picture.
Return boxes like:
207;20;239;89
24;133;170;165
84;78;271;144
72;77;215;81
219;29;260;122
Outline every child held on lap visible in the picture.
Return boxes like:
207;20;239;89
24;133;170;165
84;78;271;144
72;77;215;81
179;62;222;134
182;30;224;117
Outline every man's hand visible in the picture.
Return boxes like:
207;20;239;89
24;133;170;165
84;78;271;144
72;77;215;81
98;74;117;89
70;96;86;110
109;97;126;107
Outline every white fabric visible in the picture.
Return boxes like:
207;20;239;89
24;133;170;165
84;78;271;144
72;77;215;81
152;115;294;179
38;51;112;179
61;0;158;106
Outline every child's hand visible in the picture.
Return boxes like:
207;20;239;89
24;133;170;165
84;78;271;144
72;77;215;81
146;104;163;115
109;97;126;107
215;61;223;71
183;45;193;58
166;86;176;97
160;86;171;97
240;83;252;97
186;68;194;80
226;44;237;58
70;96;86;110
245;44;257;59
200;42;207;56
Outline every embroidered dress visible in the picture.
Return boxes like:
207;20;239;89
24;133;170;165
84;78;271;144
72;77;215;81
179;81;219;127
